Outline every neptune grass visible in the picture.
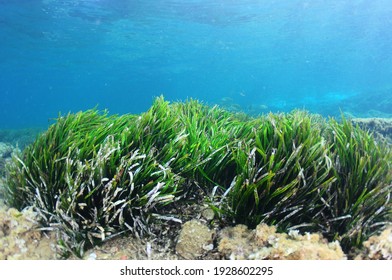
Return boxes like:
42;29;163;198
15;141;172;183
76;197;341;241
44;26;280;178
5;97;392;257
5;105;182;257
321;116;392;250
220;111;336;229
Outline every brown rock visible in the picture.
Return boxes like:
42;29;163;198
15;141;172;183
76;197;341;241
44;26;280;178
0;207;58;259
218;223;346;260
175;219;214;259
218;224;254;260
355;227;392;260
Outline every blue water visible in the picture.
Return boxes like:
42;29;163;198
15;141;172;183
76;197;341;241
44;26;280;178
1;0;392;129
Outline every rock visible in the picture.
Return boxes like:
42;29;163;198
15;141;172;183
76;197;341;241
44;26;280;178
0;142;20;177
218;224;255;260
201;207;215;221
0;177;6;208
218;223;346;260
355;227;392;260
0;207;58;259
175;219;214;259
0;142;14;158
352;118;392;143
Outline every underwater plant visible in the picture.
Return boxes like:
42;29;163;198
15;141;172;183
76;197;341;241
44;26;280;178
321;117;392;250
219;111;336;229
213;112;391;252
5;106;183;257
5;97;392;257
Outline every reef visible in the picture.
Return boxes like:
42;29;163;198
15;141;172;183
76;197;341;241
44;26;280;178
0;207;58;260
3;97;392;258
352;118;392;144
1;208;390;260
0;128;43;150
218;223;346;260
175;219;215;259
0;142;18;177
355;227;392;260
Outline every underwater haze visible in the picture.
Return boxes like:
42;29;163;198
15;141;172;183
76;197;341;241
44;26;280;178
1;0;392;129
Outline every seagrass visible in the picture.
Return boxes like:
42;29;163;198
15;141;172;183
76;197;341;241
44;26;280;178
5;96;391;257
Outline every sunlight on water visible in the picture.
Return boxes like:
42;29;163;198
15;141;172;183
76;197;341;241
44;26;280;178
0;0;392;128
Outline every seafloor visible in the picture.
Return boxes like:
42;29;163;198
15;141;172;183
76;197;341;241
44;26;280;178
0;118;391;260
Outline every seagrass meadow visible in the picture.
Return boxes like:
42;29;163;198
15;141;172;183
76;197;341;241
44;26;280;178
4;97;392;258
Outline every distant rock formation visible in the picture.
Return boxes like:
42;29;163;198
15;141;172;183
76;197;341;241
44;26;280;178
352;118;392;144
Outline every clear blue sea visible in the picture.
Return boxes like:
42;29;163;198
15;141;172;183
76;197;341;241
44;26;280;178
1;0;392;129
